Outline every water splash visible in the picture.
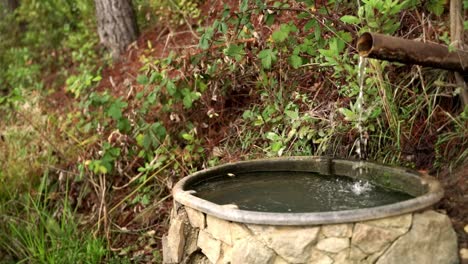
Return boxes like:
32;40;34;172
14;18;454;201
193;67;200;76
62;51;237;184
356;56;368;160
350;180;373;195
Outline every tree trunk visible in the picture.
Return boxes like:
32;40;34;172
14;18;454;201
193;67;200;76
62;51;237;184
94;0;138;59
450;0;467;106
5;0;19;11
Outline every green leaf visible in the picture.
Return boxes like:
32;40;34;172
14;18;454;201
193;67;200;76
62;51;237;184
182;133;194;141
272;27;289;42
136;74;149;85
166;80;177;95
271;141;283;152
140;195;150;206
258;49;277;69
240;0;248;12
426;0;445;16
303;20;316;31
266;132;280;141
199;27;214;50
265;14;275;26
151;122;167;141
338;108;357;121
284;109;299;120
142;134;152;149
337;31;353;43
289;55;303;69
340;15;360;25
271;24;297;43
224;44;245;61
136;134;145;147
183;94;194;108
107;100;127;120
117;118;131;133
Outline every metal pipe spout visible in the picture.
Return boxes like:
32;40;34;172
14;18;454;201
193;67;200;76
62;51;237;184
357;32;468;74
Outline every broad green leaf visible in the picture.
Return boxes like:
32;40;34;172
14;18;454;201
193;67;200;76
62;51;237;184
151;122;167;141
140;195;150;206
183;94;194;108
224;44;245;61
142;134;152;149
266;132;280;141
338;108;357;121
426;0;445;16
271;141;283;152
199;27;214;50
340;15;360;25
258;49;277;69
136;74;148;85
182;133;194;141
240;0;248;12
107;101;127;120
285;109;299;120
136;134;145;147
272;28;289;42
303;20;316;31
289;55;302;69
117;118;131;133
166;80;177;95
265;14;275;26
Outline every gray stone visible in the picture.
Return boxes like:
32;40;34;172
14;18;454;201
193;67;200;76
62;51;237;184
321;224;353;238
316;237;350;253
231;237;275;264
206;215;233;245
197;230;221;264
248;225;320;263
309;249;334;264
333;248;351;264
186;207;205;229
364;214;412;234
349;246;367;261
163;217;185;263
273;256;289;264
376;211;459;264
184;229;199;256
162;236;171;264
366;246;390;264
351;223;402;254
230;222;251;242
217;243;233;264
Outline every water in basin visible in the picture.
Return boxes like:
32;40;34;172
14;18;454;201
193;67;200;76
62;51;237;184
191;171;413;213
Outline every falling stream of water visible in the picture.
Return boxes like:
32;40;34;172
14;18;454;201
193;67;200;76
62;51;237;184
356;56;368;160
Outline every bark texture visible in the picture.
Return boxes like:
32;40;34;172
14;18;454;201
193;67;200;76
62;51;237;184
5;0;19;11
94;0;138;59
450;0;468;106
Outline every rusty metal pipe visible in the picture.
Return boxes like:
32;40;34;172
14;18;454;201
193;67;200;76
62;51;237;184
357;32;468;74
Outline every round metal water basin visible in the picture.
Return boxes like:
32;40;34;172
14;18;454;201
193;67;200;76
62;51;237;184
163;157;458;264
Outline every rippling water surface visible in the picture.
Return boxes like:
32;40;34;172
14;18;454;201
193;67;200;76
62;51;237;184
191;171;413;213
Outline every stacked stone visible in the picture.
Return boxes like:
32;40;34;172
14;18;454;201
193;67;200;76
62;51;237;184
163;206;458;264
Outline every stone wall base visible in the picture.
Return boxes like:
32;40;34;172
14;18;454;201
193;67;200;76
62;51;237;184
163;205;459;264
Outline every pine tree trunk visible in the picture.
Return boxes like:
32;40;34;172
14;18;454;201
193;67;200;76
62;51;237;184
5;0;19;11
94;0;138;59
